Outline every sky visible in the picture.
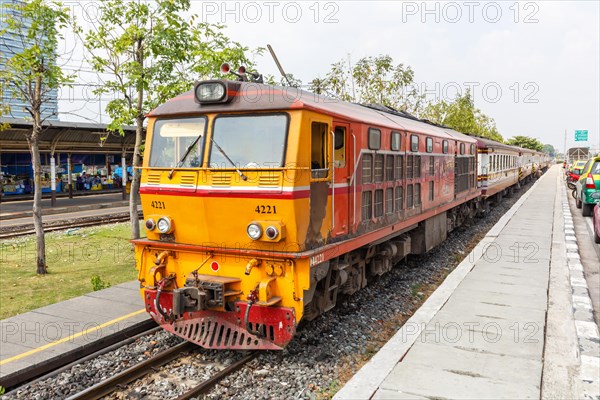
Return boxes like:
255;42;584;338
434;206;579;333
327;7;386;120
56;0;600;154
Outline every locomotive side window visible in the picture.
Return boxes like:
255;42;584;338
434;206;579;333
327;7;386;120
426;137;433;153
411;135;419;152
374;154;384;182
407;154;413;179
471;144;476;155
429;181;434;201
406;184;414;208
395;186;403;211
310;122;328;173
442;140;449;154
414;183;421;206
362;191;372;220
413;155;421;178
362;154;373;184
395;155;403;180
429;156;434;176
150;117;207;168
391;131;401;151
374;189;384;217
210;114;288;168
369;128;381;150
334;126;346;168
386;188;394;214
386;156;394;181
460;143;465;155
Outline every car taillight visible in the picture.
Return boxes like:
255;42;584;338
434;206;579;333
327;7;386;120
586;174;596;189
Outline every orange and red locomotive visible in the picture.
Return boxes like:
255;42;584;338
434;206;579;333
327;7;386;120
133;76;543;350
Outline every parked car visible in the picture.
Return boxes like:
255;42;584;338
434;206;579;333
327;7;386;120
571;160;587;175
593;204;600;244
575;156;600;216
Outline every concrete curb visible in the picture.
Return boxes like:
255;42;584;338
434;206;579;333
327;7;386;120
561;185;600;400
0;201;130;220
334;173;548;400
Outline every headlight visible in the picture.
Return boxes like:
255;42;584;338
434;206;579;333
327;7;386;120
157;217;172;234
247;223;262;240
195;82;225;103
145;218;156;230
265;225;279;240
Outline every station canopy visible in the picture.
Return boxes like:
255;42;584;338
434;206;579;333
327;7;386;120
0;118;138;154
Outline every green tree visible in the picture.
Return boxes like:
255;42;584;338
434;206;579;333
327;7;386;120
506;136;544;151
84;0;252;239
0;0;75;274
542;144;556;157
309;55;423;114
421;90;503;142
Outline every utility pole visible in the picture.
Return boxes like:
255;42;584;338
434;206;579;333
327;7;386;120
564;129;567;162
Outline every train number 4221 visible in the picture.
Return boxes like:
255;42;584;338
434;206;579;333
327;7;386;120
255;205;277;214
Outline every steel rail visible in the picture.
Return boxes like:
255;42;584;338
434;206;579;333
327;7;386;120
175;352;257;400
66;341;194;400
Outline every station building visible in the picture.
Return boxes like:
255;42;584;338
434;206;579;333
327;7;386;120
0;117;137;199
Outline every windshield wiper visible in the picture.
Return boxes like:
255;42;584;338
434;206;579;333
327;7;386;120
210;137;248;181
168;135;202;180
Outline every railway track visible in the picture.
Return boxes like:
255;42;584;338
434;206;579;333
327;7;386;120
66;343;256;400
0;211;143;240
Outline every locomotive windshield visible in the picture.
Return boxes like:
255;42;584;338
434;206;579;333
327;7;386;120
149;117;207;168
209;114;288;168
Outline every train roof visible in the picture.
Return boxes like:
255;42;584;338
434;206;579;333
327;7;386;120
148;80;477;143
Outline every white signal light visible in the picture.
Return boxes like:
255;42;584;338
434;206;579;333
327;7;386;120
157;217;172;234
247;223;262;240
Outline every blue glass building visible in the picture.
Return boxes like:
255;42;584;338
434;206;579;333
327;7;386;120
0;0;59;120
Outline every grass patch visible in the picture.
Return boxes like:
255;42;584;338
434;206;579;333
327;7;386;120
0;222;143;319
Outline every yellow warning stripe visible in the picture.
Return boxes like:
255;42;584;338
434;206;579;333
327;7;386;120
0;308;146;366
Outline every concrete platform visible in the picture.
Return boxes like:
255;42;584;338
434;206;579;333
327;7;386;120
0;192;130;221
0;281;153;388
335;165;600;400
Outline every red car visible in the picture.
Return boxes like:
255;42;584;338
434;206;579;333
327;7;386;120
594;204;600;243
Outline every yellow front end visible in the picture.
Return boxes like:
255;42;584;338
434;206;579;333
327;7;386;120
134;109;335;349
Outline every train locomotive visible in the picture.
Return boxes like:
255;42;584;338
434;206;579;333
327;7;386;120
133;76;550;350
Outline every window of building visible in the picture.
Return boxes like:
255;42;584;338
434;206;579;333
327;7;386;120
391;131;401;151
395;186;403;211
362;191;372;220
386;188;393;214
411;135;419;152
426;137;433;153
374;154;384;182
386;155;394;181
362;154;372;184
374;189;384;217
369;128;381;150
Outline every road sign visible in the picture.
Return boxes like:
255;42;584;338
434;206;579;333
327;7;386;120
575;130;588;141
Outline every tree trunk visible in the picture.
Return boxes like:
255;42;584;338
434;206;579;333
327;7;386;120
129;120;143;239
130;38;144;240
29;133;47;274
31;73;47;274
